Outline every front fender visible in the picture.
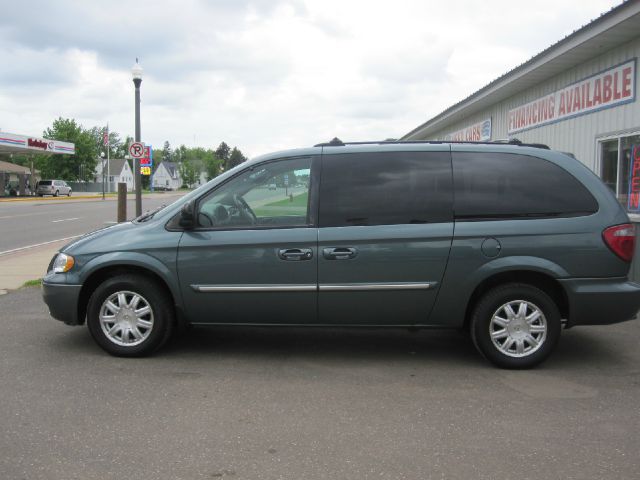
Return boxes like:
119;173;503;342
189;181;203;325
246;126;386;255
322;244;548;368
71;250;182;309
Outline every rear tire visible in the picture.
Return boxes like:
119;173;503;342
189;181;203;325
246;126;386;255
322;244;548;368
54;190;59;197
87;274;174;357
470;283;561;369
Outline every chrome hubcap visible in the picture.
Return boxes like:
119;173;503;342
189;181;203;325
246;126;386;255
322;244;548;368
99;291;154;347
489;300;547;357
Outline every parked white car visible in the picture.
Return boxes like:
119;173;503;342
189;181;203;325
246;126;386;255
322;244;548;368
37;180;72;197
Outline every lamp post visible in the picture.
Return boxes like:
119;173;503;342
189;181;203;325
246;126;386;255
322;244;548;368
132;58;143;217
101;152;106;200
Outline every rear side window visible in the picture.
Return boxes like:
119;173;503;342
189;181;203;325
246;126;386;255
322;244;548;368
453;152;598;219
319;151;452;227
40;181;52;186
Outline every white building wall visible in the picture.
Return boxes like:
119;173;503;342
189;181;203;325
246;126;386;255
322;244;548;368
427;37;640;174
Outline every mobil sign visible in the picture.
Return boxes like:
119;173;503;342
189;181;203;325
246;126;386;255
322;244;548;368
508;59;636;134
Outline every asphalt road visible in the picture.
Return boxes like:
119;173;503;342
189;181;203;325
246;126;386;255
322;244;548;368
1;287;638;480
0;193;184;253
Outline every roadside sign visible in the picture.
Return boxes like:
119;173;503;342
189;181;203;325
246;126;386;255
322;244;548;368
129;142;145;158
140;166;151;176
140;146;153;166
284;174;289;186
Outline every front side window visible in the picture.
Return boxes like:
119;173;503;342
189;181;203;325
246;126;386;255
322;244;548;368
319;151;453;227
197;156;313;229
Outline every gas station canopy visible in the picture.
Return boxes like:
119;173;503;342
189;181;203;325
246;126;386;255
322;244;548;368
0;131;75;156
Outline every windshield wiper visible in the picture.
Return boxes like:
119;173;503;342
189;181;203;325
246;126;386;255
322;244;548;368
135;204;166;222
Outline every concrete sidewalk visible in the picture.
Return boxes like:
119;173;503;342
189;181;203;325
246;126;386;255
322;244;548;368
0;240;68;292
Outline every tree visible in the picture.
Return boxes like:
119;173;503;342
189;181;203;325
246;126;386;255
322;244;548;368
88;126;123;160
38;117;98;181
179;158;198;188
228;147;247;169
115;136;133;159
204;153;223;181
173;144;188;164
162;141;172;163
215;142;230;169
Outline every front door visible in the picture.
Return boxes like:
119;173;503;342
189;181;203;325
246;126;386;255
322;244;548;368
317;149;454;326
177;155;319;325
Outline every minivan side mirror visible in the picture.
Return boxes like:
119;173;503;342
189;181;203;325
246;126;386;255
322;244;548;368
179;201;196;229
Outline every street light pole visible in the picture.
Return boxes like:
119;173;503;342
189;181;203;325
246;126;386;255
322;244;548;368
132;58;143;217
101;152;105;200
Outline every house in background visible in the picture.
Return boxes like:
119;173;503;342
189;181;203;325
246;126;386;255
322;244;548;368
153;161;181;190
94;158;134;192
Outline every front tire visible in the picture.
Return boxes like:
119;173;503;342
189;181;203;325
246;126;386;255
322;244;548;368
470;283;561;369
87;274;174;357
68;190;72;197
54;190;59;197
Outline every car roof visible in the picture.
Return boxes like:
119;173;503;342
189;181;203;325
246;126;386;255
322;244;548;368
245;140;557;167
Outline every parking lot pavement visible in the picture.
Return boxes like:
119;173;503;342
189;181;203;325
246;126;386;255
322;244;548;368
1;287;639;480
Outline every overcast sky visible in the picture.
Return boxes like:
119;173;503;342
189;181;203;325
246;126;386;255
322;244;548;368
0;0;623;157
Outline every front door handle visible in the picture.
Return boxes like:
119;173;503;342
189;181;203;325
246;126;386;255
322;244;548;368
278;248;313;261
323;247;358;260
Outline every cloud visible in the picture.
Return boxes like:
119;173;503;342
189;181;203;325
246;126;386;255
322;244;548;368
0;0;623;158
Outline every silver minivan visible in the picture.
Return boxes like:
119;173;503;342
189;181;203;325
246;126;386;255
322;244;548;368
37;180;72;197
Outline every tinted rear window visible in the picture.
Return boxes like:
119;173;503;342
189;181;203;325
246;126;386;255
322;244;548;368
453;152;598;219
39;181;52;186
319;151;453;227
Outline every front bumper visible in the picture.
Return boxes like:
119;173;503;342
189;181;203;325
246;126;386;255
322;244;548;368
42;280;83;325
559;277;640;327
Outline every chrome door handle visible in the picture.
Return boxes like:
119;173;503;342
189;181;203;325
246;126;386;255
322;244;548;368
322;247;358;260
278;248;313;261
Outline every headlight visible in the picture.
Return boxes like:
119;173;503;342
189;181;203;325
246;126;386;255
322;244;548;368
52;253;75;273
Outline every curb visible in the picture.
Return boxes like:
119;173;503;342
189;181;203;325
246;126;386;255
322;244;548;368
0;195;111;202
0;192;183;203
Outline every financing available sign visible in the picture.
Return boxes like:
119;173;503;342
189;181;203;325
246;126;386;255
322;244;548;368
508;59;636;134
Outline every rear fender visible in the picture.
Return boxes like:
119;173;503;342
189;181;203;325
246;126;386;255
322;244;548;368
428;256;568;327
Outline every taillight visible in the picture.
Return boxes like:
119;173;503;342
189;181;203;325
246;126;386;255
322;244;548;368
602;224;636;262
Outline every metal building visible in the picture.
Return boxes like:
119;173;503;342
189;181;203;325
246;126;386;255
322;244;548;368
402;1;640;213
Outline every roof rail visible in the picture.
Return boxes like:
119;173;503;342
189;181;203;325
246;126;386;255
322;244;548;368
313;137;550;149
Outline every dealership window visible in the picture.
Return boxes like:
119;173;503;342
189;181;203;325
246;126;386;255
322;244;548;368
599;132;640;210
